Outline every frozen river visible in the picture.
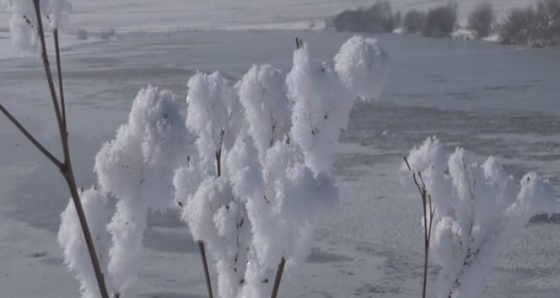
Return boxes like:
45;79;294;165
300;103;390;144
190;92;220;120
0;30;559;297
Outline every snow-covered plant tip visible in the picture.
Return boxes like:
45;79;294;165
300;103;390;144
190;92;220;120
400;137;556;298
2;0;72;54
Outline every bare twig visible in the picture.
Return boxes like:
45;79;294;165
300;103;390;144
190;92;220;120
0;2;113;297
403;156;436;298
63;166;110;298
32;0;65;152
0;104;63;169
271;257;286;298
295;37;304;49
53;29;67;131
198;240;214;298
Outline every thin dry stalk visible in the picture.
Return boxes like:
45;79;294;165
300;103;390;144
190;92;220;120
0;2;111;297
0;105;63;168
198;240;214;298
271;257;286;298
404;157;436;298
32;0;65;149
193;139;228;298
53;29;67;131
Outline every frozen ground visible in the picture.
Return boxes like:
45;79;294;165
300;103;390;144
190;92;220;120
1;28;560;297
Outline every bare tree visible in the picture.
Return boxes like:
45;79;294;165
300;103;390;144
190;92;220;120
393;10;403;29
423;1;458;38
468;2;495;38
331;8;367;32
535;0;560;44
499;6;538;44
365;0;395;33
403;9;427;34
330;0;395;33
499;0;560;46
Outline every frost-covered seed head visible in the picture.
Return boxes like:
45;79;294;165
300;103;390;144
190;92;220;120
2;0;72;54
334;35;389;101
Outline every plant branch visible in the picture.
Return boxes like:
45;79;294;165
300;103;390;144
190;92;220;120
198;241;214;298
63;169;110;298
0;104;64;169
32;0;65;151
271;257;286;298
26;2;110;297
403;156;434;298
53;29;67;132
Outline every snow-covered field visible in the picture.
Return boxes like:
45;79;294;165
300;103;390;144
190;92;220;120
1;1;559;298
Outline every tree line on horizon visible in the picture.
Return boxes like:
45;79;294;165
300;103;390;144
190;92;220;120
329;0;560;47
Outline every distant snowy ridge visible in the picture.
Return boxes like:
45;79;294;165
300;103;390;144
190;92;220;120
1;0;542;33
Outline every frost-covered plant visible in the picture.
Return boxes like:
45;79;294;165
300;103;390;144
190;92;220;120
58;87;188;298
1;0;72;54
173;36;389;298
55;34;388;298
231;64;292;297
400;137;556;298
288;36;388;175
94;86;188;298
174;72;251;298
335;35;389;101
238;64;291;163
231;37;388;297
286;43;352;175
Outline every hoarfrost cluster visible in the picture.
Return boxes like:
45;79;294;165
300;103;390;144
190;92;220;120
400;137;556;298
2;0;72;53
60;87;189;297
57;36;389;298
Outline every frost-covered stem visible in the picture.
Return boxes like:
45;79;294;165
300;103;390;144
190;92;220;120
404;157;434;298
197;127;226;297
448;230;496;298
423;193;435;298
271;257;286;298
196;144;226;298
53;29;67;131
63;166;110;298
198;240;214;298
